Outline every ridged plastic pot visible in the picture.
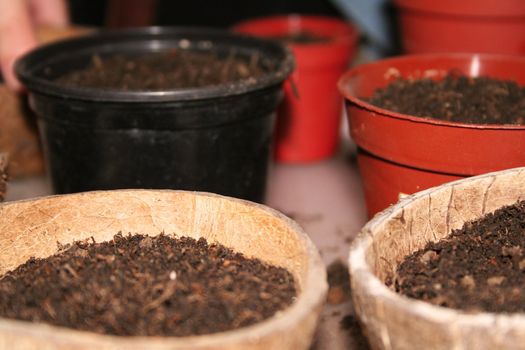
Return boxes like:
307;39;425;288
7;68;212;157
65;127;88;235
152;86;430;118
338;53;525;217
234;15;358;163
395;0;525;55
349;167;525;350
15;27;294;202
0;189;327;349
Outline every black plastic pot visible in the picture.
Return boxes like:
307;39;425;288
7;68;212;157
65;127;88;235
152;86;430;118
15;27;294;202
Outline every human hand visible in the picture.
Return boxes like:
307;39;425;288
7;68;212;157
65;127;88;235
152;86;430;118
0;0;68;91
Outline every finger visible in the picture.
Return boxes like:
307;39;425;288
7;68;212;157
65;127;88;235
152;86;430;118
0;0;37;91
29;0;69;27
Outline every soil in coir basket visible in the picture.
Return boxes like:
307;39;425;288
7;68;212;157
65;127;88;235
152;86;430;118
56;49;268;90
391;199;525;313
0;234;296;336
368;73;525;125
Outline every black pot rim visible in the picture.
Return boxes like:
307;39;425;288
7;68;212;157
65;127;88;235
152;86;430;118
15;26;295;103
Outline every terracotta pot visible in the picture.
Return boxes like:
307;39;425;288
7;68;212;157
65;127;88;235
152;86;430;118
234;15;358;163
0;190;326;349
394;0;525;55
338;53;525;217
348;167;525;350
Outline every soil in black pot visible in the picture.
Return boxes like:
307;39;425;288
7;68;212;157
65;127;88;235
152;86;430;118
56;49;268;90
368;73;525;125
271;31;329;45
390;199;525;313
0;233;297;336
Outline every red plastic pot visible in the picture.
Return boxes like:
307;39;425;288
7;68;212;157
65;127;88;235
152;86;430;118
395;0;525;55
338;53;525;217
234;15;358;163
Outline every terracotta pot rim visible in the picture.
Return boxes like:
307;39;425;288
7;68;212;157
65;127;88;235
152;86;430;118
394;0;525;18
348;167;525;328
338;53;525;131
0;189;328;349
233;14;359;50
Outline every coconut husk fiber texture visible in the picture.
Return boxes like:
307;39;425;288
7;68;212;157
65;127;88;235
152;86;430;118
0;189;326;350
349;167;525;350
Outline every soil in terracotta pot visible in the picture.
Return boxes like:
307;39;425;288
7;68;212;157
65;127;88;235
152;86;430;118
271;31;329;45
368;73;525;125
391;199;525;313
56;49;268;90
0;233;296;336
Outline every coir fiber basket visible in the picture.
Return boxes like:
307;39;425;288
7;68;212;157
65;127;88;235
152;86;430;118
349;167;525;350
0;190;326;350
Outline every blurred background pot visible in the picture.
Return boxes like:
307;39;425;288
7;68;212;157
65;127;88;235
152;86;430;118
338;53;525;217
0;189;326;349
234;15;358;163
394;0;525;55
15;27;294;202
349;167;525;350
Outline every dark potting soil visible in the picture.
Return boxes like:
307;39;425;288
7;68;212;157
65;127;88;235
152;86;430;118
391;199;525;313
327;261;370;349
271;32;329;45
327;260;351;305
368;74;525;125
340;314;371;350
0;233;297;336
56;49;268;90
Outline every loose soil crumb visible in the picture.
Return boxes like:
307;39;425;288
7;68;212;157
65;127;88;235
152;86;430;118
368;73;525;125
327;260;351;305
57;49;268;90
0;233;296;336
340;314;371;350
392;200;525;313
